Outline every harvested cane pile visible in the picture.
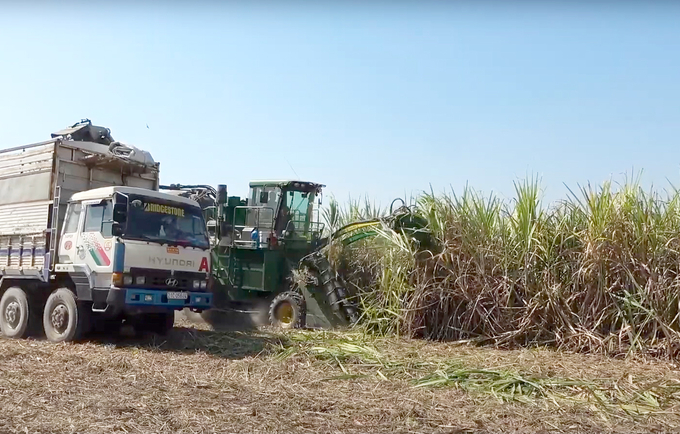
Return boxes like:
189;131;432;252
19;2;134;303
327;176;680;357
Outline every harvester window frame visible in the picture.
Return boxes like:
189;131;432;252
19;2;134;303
247;186;280;229
283;190;316;235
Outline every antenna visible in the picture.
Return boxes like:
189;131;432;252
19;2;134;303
285;158;300;179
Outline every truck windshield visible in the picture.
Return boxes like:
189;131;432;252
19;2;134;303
123;195;210;249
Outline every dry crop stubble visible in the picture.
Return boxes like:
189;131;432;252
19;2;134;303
2;319;680;433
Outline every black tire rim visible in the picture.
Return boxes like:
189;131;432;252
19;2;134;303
4;299;21;330
50;303;69;335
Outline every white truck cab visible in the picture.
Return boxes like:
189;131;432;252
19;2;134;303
54;186;212;319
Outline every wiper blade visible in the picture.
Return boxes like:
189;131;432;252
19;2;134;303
176;240;211;249
130;235;178;246
128;234;209;249
135;235;160;242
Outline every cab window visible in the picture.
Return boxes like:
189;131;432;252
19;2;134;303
63;202;82;234
83;201;114;237
286;191;312;230
247;186;279;229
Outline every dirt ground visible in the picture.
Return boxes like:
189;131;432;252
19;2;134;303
1;311;679;434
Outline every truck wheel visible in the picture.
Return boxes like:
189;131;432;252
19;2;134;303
43;288;89;343
135;312;174;335
0;287;34;339
91;315;122;335
268;291;306;329
148;312;174;335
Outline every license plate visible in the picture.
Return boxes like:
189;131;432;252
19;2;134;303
167;291;188;300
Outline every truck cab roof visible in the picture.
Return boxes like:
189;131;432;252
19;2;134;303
248;180;325;191
69;186;202;208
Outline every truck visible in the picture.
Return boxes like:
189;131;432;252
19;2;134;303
0;120;213;343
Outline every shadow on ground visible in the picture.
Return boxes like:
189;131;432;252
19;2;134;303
76;307;288;360
84;325;288;359
183;304;270;331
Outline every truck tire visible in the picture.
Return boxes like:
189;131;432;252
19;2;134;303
134;312;174;335
0;287;35;339
91;315;122;335
43;288;89;343
152;312;174;335
268;291;306;329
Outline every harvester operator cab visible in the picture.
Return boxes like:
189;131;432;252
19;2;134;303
163;180;326;251
234;180;325;249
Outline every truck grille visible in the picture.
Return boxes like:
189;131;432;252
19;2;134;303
128;268;206;291
149;275;190;289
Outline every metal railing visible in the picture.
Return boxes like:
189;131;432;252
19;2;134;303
286;208;325;240
232;206;275;249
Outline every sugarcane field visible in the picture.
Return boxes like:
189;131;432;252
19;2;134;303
3;2;680;434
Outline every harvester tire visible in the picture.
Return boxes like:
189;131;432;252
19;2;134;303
268;291;306;329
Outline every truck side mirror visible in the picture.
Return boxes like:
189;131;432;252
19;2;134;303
113;203;127;219
259;191;269;203
217;184;227;204
113;193;128;225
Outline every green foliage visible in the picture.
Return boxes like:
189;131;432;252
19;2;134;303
324;173;680;356
321;194;385;235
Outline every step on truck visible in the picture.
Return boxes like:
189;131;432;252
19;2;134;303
0;120;213;342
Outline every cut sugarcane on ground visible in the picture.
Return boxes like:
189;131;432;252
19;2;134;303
1;317;679;434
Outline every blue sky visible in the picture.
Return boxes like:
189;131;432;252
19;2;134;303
1;2;679;209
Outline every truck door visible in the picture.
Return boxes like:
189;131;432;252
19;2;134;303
72;199;115;288
58;202;83;264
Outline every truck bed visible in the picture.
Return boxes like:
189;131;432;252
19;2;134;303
0;138;159;279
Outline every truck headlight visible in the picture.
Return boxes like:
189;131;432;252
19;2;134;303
200;280;207;289
112;272;123;286
135;276;146;285
192;280;200;289
123;275;133;285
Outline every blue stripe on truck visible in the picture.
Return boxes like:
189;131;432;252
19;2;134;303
113;242;125;272
124;289;212;309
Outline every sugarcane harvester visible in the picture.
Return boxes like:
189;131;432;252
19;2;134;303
160;181;433;329
160;181;356;328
